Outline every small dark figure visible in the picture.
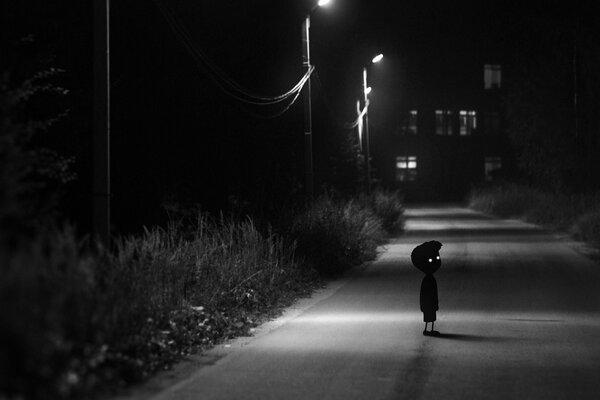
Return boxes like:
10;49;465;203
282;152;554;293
411;240;443;336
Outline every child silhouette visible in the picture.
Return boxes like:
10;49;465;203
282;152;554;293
411;240;443;336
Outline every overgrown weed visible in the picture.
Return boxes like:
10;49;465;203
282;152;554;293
0;192;406;399
468;183;600;248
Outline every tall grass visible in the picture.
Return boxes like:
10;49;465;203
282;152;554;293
360;190;405;235
0;218;316;399
573;211;600;248
291;196;385;276
468;183;542;218
468;183;600;247
0;193;406;399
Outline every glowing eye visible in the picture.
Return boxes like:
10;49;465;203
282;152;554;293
428;258;432;262
436;256;440;260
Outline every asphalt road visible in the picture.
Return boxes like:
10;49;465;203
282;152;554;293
141;206;600;400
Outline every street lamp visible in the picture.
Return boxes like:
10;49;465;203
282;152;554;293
302;0;332;198
362;53;383;194
93;0;110;246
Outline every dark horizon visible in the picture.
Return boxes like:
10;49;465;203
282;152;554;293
1;0;598;233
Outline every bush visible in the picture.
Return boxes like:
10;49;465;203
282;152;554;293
468;183;600;249
360;190;405;235
572;210;600;248
0;70;74;235
468;183;541;218
0;194;405;398
291;196;384;276
0;217;318;399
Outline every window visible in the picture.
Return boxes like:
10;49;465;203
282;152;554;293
435;110;454;135
459;110;477;135
407;110;418;135
484;111;500;135
484;64;502;89
484;157;502;181
396;156;417;182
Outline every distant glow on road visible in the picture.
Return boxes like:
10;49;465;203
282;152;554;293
291;311;596;326
292;312;414;324
404;219;539;231
318;0;332;7
372;53;383;63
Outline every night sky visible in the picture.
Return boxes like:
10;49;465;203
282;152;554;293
1;0;592;232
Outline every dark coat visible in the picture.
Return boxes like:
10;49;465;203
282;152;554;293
420;274;438;318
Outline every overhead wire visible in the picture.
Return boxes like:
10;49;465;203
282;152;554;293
153;0;312;115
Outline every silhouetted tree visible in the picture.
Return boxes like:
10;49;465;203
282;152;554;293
0;7;76;238
506;3;600;192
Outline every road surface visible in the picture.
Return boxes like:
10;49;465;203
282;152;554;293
131;206;600;399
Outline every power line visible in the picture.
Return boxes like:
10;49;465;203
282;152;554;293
153;0;311;113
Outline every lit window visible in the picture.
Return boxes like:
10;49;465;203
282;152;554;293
407;110;418;135
484;64;502;89
484;157;502;181
459;110;477;135
435;110;453;135
396;156;417;182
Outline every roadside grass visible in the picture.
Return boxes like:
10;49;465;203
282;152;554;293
360;190;405;236
0;193;405;399
0;219;317;399
290;196;384;276
572;210;600;249
468;183;600;247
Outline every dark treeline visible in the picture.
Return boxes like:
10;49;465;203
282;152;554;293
2;0;599;237
504;1;600;193
1;0;369;236
0;1;91;236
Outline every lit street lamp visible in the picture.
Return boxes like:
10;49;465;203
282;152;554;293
362;53;383;194
302;0;332;197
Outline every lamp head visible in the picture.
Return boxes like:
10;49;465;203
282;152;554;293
318;0;332;7
372;53;384;64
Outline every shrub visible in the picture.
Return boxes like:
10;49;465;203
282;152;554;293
572;210;600;248
0;70;74;234
0;193;404;398
360;190;405;235
468;183;541;218
0;216;318;399
291;196;384;276
468;183;600;249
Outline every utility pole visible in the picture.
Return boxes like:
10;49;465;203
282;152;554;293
363;67;372;194
302;15;314;198
93;0;111;246
573;25;578;139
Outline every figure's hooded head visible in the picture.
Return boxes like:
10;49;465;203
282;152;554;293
411;240;442;275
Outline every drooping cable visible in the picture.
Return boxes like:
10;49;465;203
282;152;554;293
153;0;311;109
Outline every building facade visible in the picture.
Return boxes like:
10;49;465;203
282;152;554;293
373;63;514;202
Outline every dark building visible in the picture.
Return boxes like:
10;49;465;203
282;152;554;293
373;60;514;202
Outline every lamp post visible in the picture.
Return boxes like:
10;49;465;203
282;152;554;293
362;53;383;194
93;0;110;246
302;0;332;198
